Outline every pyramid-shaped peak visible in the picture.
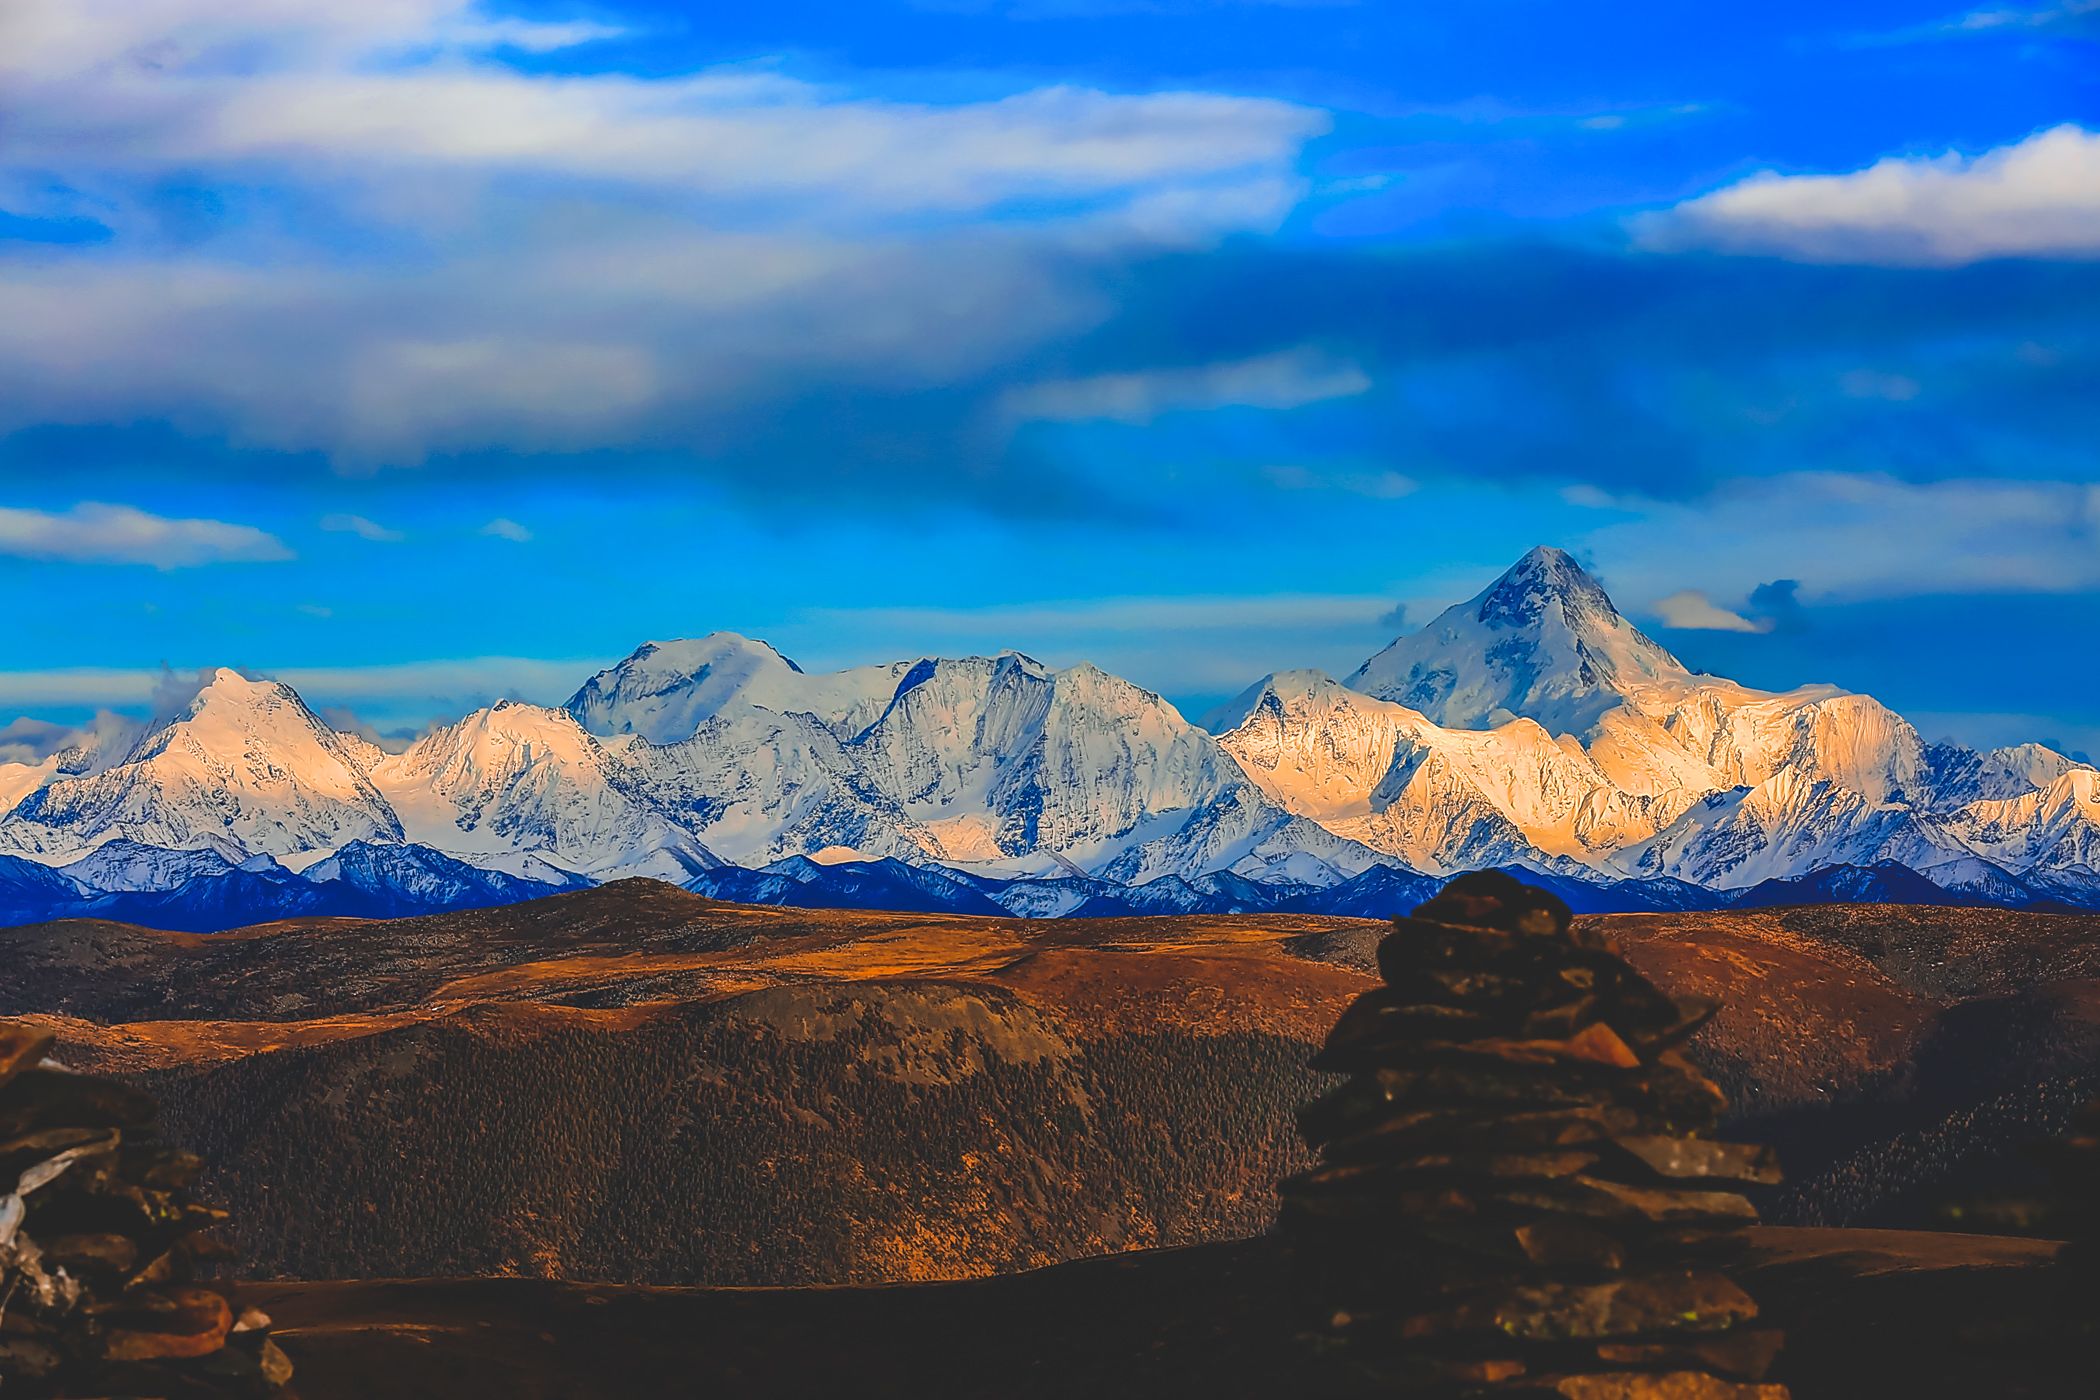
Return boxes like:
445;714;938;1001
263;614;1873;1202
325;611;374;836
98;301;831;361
177;668;314;724
1347;547;1687;735
194;667;277;697
1518;544;1582;571
149;669;351;752
1479;547;1618;627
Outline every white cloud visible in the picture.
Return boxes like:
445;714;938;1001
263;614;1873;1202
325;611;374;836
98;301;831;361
0;234;1088;467
1006;349;1370;424
0;710;141;765
319;512;404;542
0;501;291;567
1645;124;2100;264
1651;590;1772;633
0;2;1321;217
453;17;627;52
0;655;607;714
479;517;532;542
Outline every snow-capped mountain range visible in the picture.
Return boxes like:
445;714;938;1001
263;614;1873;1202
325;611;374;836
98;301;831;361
2;547;2094;927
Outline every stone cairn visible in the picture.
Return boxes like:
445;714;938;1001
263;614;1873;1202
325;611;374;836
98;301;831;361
0;1020;295;1398
1278;871;1788;1398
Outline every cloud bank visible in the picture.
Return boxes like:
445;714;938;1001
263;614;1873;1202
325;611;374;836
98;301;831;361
0;0;1325;482
1649;125;2100;265
0;502;291;568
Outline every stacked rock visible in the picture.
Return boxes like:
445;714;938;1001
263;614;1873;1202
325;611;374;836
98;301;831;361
0;1020;295;1398
1279;872;1788;1398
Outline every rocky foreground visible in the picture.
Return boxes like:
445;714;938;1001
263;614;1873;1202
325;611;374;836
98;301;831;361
0;1022;294;1397
243;1228;2077;1400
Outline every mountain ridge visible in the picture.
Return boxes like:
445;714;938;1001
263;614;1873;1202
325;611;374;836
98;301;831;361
0;546;2093;922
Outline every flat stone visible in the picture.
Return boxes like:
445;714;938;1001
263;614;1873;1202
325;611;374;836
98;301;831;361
1314;1104;1634;1160
1408;870;1576;938
1312;994;1500;1067
1596;1328;1786;1381
1516;1218;1627;1271
0;1124;121;1166
15;1131;120;1194
1322;1021;1645;1075
1401;1271;1759;1342
1295;1057;1725;1141
1608;1135;1782;1185
1500;1175;1759;1228
99;1285;234;1361
44;1230;140;1274
1293;1147;1605;1189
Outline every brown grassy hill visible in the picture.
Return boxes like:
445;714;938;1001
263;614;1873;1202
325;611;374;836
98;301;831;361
8;884;1370;1283
10;883;2098;1283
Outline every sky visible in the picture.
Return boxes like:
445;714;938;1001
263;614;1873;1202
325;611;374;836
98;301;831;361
0;0;2096;755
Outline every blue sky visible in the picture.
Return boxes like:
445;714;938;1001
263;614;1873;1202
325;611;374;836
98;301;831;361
1;0;2096;754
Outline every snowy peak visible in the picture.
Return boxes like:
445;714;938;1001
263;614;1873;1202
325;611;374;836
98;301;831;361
1348;546;1689;736
1207;671;1427;819
133;668;391;806
1478;547;1623;633
567;634;914;743
566;634;800;743
1209;668;1647;874
373;698;721;877
0;666;400;862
